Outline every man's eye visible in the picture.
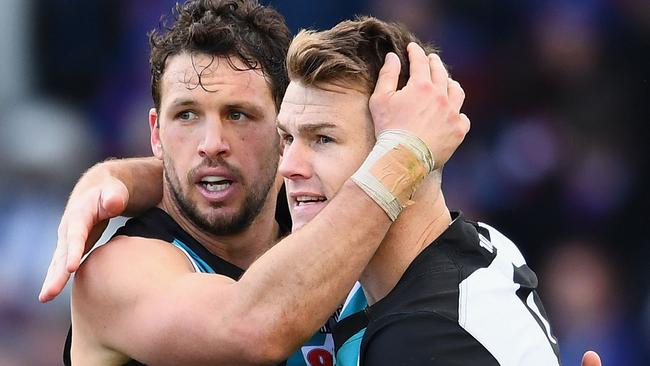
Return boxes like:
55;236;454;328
279;134;293;156
228;111;246;121
317;135;333;144
177;111;198;121
282;134;294;145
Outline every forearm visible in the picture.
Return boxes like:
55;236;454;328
234;180;389;357
89;157;163;216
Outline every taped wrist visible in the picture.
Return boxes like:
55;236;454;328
351;129;435;221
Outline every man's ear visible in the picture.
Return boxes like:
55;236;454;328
149;108;163;159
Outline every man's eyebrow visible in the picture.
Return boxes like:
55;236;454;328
277;121;339;134
169;98;196;107
167;100;265;116
225;102;265;117
300;122;338;134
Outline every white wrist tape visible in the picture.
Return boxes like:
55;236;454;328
351;129;435;221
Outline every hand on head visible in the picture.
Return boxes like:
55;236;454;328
369;42;470;170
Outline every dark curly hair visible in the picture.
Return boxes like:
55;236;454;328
149;0;291;111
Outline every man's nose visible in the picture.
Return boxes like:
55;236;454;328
197;118;231;158
278;140;312;180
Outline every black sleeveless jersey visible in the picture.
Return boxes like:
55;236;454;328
333;213;560;366
64;187;292;365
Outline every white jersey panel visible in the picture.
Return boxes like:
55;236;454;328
458;223;559;366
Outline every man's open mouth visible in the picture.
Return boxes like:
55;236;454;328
199;176;233;192
295;195;327;206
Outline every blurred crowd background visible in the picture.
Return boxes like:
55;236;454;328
0;0;648;364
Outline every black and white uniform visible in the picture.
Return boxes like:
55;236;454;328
334;212;560;366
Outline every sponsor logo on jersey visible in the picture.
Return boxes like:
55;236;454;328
300;334;334;366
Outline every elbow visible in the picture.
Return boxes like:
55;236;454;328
229;320;298;365
221;287;306;364
251;342;294;365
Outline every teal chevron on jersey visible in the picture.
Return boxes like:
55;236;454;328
173;238;338;366
172;232;374;366
339;283;367;320
172;239;216;274
334;283;367;366
334;328;364;366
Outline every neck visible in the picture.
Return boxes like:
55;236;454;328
159;182;281;269
359;178;451;305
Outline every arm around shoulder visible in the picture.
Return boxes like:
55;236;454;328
39;157;164;303
71;235;277;365
92;157;163;216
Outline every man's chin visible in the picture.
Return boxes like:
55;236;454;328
292;199;330;232
184;203;252;236
291;220;305;233
290;211;320;233
200;206;244;225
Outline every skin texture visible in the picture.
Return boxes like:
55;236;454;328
152;53;280;238
277;82;375;230
70;52;387;365
41;41;601;366
278;67;457;306
277;51;604;366
581;351;602;366
66;45;471;365
39;46;471;303
149;53;282;267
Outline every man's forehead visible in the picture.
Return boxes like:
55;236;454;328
281;81;367;109
160;52;273;104
163;53;258;84
278;81;371;130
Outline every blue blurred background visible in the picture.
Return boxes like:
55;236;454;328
0;0;648;364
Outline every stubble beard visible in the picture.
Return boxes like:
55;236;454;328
163;151;279;236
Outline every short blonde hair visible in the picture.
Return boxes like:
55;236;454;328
286;16;437;94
